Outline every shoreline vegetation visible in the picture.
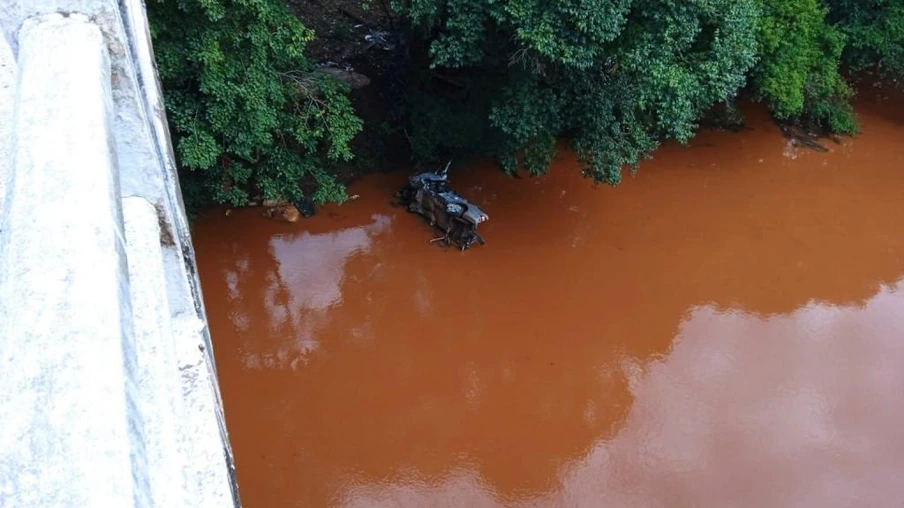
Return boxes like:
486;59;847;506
146;0;903;215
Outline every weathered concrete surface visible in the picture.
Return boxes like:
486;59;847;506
0;31;13;219
123;197;187;507
123;196;234;507
119;0;241;497
174;315;238;507
0;0;239;506
0;14;146;506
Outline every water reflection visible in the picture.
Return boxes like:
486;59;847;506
270;214;392;312
220;214;392;370
341;280;904;507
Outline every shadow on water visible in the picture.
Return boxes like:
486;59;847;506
194;101;904;507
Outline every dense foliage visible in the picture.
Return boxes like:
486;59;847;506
147;0;362;209
751;0;856;133
828;0;904;81
150;0;904;207
396;0;760;184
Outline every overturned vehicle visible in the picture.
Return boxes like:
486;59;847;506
396;162;489;250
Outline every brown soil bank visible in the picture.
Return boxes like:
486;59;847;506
194;92;904;507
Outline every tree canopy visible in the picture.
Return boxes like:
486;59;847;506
147;0;904;208
828;0;904;81
752;0;856;133
148;0;362;209
397;0;760;184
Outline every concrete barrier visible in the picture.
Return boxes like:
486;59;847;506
0;2;239;506
0;32;11;218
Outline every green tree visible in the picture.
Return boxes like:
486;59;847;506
394;0;759;184
751;0;857;134
147;0;363;209
828;0;904;81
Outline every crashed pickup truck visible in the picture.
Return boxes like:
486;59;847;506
396;162;488;251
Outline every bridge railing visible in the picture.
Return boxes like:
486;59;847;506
0;1;239;506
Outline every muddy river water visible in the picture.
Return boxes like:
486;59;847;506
194;96;904;507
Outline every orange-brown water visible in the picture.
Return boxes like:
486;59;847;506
194;96;904;508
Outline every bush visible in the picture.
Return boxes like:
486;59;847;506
148;0;903;208
828;0;904;82
394;0;759;184
751;0;857;134
147;0;362;209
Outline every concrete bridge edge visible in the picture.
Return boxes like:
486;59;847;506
0;1;240;506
